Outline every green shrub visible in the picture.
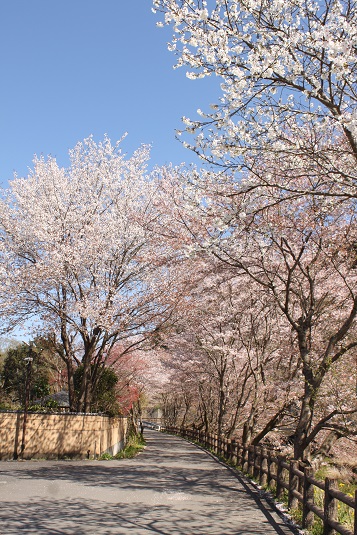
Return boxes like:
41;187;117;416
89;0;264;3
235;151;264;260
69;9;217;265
99;452;113;460
28;399;59;412
114;433;146;459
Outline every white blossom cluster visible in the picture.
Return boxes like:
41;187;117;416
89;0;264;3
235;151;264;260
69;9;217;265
0;136;175;346
153;0;357;191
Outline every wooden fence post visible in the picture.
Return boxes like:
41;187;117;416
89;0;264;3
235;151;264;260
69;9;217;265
253;446;260;479
288;461;299;510
231;440;237;464
267;451;275;489
276;455;285;500
237;444;243;468
302;466;314;530
298;462;305;496
260;448;268;487
323;478;338;535
225;438;230;459
218;436;222;456
248;446;254;476
227;439;232;461
214;434;218;455
235;441;240;465
223;437;227;458
243;445;249;472
209;433;213;450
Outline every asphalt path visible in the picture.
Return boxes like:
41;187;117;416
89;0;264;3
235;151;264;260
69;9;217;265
0;430;298;535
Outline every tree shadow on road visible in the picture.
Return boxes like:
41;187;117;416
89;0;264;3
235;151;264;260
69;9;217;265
0;432;298;534
0;496;293;535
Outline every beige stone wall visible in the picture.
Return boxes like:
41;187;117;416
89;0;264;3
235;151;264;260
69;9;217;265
0;412;128;460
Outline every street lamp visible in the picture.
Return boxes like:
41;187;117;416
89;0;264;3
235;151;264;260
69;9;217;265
18;343;37;459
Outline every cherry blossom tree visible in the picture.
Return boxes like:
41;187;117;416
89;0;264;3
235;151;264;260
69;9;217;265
219;200;357;458
0;136;184;412
154;0;357;199
157;163;357;459
157;259;300;441
105;343;171;431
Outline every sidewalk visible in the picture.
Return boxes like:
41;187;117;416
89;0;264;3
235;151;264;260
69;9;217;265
0;430;299;534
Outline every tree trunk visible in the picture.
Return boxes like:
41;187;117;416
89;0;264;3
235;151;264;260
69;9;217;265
242;410;257;447
66;360;76;412
311;431;343;469
294;327;316;460
293;371;316;460
217;381;226;436
251;403;290;446
59;321;77;412
77;356;93;413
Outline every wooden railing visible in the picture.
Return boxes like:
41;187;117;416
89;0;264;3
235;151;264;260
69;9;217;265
164;426;357;535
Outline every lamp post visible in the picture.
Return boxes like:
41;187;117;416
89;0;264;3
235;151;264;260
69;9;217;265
19;344;34;459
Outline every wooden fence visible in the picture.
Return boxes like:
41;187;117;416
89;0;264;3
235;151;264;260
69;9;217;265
164;426;357;535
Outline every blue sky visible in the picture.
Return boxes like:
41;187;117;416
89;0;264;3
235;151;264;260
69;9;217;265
0;0;220;187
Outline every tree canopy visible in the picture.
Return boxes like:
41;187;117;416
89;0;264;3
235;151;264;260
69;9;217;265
0;136;186;412
154;0;357;200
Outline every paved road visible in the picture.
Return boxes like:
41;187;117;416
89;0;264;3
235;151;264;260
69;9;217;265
0;430;298;535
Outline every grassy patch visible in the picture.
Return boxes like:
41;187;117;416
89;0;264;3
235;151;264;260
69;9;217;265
314;464;356;533
260;465;356;535
114;433;146;459
99;452;114;460
98;434;146;461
